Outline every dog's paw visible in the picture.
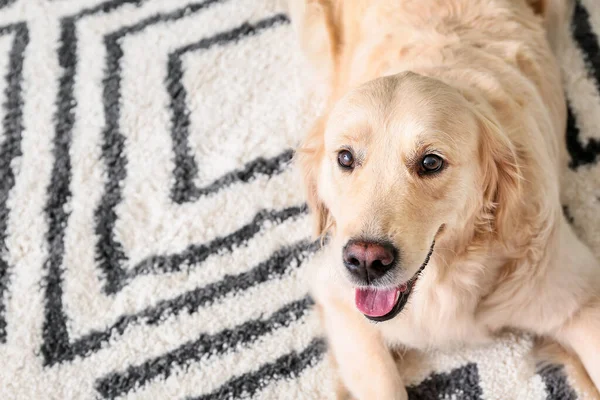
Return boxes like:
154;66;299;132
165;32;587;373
393;385;409;400
366;386;408;400
341;384;408;400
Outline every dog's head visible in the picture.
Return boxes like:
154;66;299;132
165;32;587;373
297;72;521;321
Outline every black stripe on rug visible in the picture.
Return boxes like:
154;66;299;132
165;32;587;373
0;21;29;343
41;0;146;364
167;13;291;204
95;296;314;399
95;0;231;295
96;6;294;295
51;239;316;364
573;0;600;92
0;0;16;9
130;205;306;277
566;1;600;169
539;364;578;400
407;363;483;400
190;338;326;400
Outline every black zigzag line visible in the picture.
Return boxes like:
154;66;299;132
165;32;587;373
566;102;600;168
96;6;295;294
100;14;297;293
42;0;304;366
190;337;326;400
95;296;314;399
101;204;307;293
68;240;315;359
129;205;306;277
407;363;483;400
50;239;316;365
567;1;600;169
538;364;577;400
95;0;230;293
41;0;144;365
573;0;600;92
168;13;290;204
0;22;29;344
562;205;575;225
0;0;16;9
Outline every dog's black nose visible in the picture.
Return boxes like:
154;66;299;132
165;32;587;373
343;240;397;282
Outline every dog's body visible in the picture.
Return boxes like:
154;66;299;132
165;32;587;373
290;0;600;398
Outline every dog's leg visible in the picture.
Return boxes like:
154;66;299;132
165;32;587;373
307;247;407;399
549;220;600;393
319;296;407;400
556;301;600;392
536;337;600;398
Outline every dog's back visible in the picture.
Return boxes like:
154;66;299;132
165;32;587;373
288;0;569;104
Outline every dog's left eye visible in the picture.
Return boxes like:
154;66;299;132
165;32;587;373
338;150;355;170
421;154;444;173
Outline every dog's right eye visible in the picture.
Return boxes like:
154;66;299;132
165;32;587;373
337;150;355;170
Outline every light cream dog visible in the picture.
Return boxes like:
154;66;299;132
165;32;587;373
289;0;600;398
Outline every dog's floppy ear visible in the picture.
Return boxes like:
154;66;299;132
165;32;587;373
295;115;333;239
477;110;523;242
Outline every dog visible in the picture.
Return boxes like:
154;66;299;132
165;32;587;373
288;0;600;398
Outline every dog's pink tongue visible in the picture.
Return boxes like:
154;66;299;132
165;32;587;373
355;287;400;317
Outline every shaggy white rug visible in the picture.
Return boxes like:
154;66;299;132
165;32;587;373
0;0;598;399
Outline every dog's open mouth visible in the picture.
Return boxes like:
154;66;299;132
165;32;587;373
355;240;435;322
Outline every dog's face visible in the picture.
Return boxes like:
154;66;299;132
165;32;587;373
298;72;520;321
